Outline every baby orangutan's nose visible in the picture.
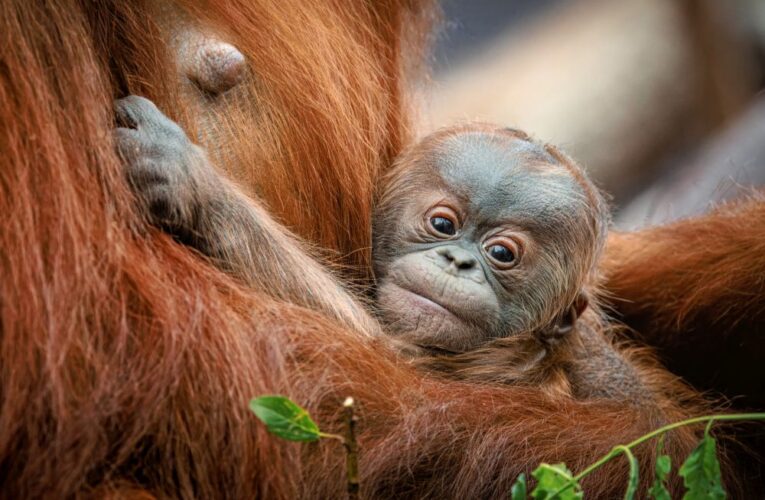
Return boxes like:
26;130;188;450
436;246;478;271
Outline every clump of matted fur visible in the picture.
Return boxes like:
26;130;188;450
414;331;578;399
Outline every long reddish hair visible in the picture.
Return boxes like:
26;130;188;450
0;1;724;497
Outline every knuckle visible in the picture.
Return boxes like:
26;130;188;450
115;95;168;130
127;162;170;188
115;144;141;162
144;121;189;148
125;95;156;111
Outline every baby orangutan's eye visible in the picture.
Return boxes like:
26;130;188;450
488;244;514;263
425;206;459;237
484;236;521;269
431;216;455;235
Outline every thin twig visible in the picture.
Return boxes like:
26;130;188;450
342;397;360;499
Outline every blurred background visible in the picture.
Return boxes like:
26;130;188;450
422;0;765;229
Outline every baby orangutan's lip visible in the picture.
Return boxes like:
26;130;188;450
393;269;495;324
392;283;466;322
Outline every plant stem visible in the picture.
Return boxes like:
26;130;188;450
573;412;765;482
549;412;765;498
343;397;360;500
318;431;345;442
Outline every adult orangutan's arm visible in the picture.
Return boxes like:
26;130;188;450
602;199;765;404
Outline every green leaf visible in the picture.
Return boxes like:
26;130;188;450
620;447;639;500
648;455;672;500
510;473;527;500
649;436;672;500
531;463;583;500
249;395;321;442
679;431;726;500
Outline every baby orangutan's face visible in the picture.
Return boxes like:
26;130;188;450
373;127;600;353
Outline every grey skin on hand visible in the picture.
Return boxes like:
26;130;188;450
113;95;220;233
112;97;380;337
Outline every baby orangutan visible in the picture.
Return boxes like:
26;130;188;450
373;124;647;401
114;99;649;402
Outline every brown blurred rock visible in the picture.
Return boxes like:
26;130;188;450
616;95;765;229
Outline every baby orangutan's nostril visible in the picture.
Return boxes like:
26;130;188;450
455;256;476;270
437;246;477;270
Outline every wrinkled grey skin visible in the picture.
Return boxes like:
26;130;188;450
114;96;221;238
373;131;601;353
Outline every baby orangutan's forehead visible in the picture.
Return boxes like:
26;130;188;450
433;132;586;227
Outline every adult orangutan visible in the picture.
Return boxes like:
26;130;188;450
0;0;761;498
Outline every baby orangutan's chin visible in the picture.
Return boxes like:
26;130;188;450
376;280;489;353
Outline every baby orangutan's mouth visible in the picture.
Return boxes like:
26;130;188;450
394;283;463;320
377;276;495;353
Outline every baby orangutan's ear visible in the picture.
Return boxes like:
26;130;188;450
542;290;590;343
572;291;589;318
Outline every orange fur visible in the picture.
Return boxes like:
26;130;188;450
0;0;742;497
604;197;765;334
603;197;765;406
